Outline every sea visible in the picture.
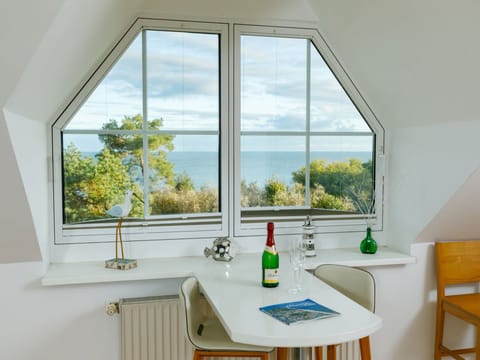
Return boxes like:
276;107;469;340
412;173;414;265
167;151;372;188
81;150;371;188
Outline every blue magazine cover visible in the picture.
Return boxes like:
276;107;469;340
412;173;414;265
259;298;340;325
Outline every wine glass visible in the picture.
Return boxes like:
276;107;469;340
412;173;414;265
288;237;306;294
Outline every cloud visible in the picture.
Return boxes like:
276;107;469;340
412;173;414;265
67;28;371;142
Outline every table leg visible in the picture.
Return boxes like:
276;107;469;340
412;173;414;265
359;337;371;360
277;347;288;360
327;345;336;360
277;348;312;360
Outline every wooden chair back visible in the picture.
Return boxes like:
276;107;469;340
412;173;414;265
435;240;480;297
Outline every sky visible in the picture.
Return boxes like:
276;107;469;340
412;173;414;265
64;29;373;153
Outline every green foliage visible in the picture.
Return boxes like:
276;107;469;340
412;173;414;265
175;172;195;191
240;159;372;212
63;145;142;223
291;158;373;212
150;186;218;214
63;114;177;224
99;114;175;187
310;184;355;211
240;180;264;207
64;111;372;224
264;178;304;206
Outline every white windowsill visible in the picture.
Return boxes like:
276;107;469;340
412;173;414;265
42;246;415;286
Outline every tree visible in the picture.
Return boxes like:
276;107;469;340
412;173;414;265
240;180;264;207
63;143;95;223
63;145;142;223
310;184;355;211
264;178;304;206
292;158;373;212
99;114;175;188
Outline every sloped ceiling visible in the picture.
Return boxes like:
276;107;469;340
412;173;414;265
0;0;64;106
305;0;480;129
418;164;480;242
6;0;145;123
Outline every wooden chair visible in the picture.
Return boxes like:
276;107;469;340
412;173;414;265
179;277;273;360
434;240;480;360
312;264;376;360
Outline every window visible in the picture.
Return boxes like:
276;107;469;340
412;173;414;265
234;26;383;236
52;19;384;247
53;20;229;244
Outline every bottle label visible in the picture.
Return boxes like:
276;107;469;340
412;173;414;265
264;245;277;255
263;268;279;284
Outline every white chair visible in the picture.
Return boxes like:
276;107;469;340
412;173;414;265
313;264;376;360
179;277;273;360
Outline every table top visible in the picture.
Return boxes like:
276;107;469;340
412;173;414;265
195;253;383;348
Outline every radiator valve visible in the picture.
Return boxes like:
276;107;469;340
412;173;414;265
105;302;119;316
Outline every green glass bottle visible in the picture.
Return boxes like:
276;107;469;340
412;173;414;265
360;227;377;254
262;222;279;287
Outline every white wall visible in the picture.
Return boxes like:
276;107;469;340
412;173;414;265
2;0;480;358
0;261;182;360
4;110;51;263
386;120;480;253
0;110;40;263
369;242;437;360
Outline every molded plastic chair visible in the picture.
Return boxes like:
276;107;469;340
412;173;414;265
179;277;273;360
435;240;480;360
313;264;376;360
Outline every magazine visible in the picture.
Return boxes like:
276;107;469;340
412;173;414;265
259;298;340;325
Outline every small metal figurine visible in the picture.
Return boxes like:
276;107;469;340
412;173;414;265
204;237;234;262
303;216;316;257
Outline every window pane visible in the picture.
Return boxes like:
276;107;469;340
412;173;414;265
240;35;307;132
146;31;220;131
239;34;377;215
309;135;374;213
240;135;306;208
66;34;143;130
149;134;219;216
310;43;370;132
62;134;144;224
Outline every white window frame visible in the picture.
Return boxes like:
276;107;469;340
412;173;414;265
52;19;230;245
232;25;385;238
51;18;385;249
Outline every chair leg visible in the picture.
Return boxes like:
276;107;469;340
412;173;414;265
194;349;269;359
359;336;371;360
434;302;445;360
476;325;480;360
327;345;336;360
277;347;288;360
314;346;323;360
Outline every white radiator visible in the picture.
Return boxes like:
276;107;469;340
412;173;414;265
118;295;360;360
120;295;193;360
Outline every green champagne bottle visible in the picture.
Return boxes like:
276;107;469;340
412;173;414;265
262;222;279;287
